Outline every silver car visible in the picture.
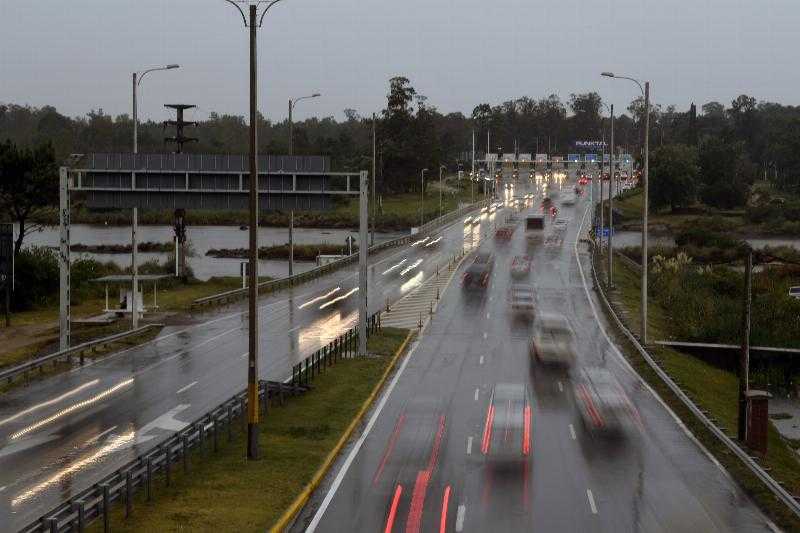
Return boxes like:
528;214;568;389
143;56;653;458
530;313;576;368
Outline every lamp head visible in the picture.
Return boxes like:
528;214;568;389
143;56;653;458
601;72;615;78
166;64;180;69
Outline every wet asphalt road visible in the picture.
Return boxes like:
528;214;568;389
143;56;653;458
296;173;775;533
0;204;493;531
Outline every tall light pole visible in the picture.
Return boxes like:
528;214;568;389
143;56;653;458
224;0;286;461
602;71;650;343
287;92;320;276
608;103;615;288
420;168;428;229
133;64;179;154
439;165;446;218
372;113;377;246
471;130;476;204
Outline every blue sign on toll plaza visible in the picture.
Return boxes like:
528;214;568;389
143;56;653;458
595;227;614;237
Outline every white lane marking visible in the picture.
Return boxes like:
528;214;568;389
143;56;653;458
134;404;191;446
587;489;598;514
569;424;577;440
455;504;466;531
0;486;5;492
483;332;488;339
305;335;422;532
486;312;490;319
176;381;198;395
474;388;480;401
240;352;248;358
287;325;301;333
557;381;563;392
479;355;484;365
466;436;473;455
86;425;118;446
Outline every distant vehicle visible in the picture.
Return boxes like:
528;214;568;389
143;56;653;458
561;192;576;205
505;183;512;190
509;284;536;317
463;252;494;289
574;367;636;435
552;218;569;232
481;383;531;461
511;255;532;278
495;226;514;241
530;313;576;368
525;215;545;246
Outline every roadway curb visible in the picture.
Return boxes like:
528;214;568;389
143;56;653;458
269;329;415;533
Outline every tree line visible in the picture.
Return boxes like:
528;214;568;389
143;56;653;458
2;76;800;228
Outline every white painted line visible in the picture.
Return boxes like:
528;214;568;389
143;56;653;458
483;332;488;340
486;312;490;319
455;504;466;532
557;381;563;392
0;485;7;492
176;381;198;395
240;352;247;358
569;424;577;440
466;436;473;455
474;388;480;401
287;325;301;333
305;336;421;532
587;489;598;514
479;355;484;365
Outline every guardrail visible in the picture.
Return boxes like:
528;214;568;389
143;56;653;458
190;199;491;310
0;324;162;386
588;240;800;519
21;312;385;533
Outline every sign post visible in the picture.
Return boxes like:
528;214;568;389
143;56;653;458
59;167;71;351
0;223;12;327
358;170;368;356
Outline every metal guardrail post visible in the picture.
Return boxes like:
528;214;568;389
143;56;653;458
165;444;171;486
146;457;153;501
101;484;110;533
125;470;133;518
47;517;59;533
74;499;85;532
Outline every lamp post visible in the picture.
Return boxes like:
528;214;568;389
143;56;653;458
224;0;286;461
439;165;446;218
602;71;650;343
287;92;320;276
133;64;179;154
288;93;321;156
420;168;428;229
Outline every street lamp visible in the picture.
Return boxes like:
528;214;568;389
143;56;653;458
288;92;321;156
133;64;179;153
287;92;320;276
223;0;286;461
602;71;650;343
439;165;446;218
420;168;428;229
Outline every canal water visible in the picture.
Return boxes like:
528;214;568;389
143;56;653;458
18;224;406;281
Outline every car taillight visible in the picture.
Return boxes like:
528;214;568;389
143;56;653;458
481;405;495;454
522;405;531;456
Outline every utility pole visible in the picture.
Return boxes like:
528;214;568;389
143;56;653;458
439;165;444;218
289;211;294;276
131;207;138;330
420;168;428;229
471;130;475;204
59;167;70;351
642;81;650;343
372;113;376;246
246;3;260;461
608;104;614;288
358;170;368;356
738;250;753;442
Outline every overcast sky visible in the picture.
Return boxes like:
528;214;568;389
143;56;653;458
1;0;798;124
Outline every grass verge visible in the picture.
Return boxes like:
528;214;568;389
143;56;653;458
89;327;411;533
595;249;800;530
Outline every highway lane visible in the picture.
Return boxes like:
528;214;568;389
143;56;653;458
0;206;499;530
300;172;775;532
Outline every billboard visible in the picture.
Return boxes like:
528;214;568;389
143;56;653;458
574;140;607;150
584;153;598;162
567;154;581;163
518;153;532;162
535;154;548;162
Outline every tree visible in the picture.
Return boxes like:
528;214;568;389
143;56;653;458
0;140;58;256
649;144;698;211
698;137;755;208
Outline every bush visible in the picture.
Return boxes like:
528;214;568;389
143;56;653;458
12;247;59;310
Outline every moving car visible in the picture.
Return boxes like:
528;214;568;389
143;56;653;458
463;252;494;289
525;215;545;246
509;284;536;317
530;313;576;368
481;383;532;461
574;367;637;435
510;255;532;278
495;225;514;241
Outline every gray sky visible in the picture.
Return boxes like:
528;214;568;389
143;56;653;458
1;0;799;124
